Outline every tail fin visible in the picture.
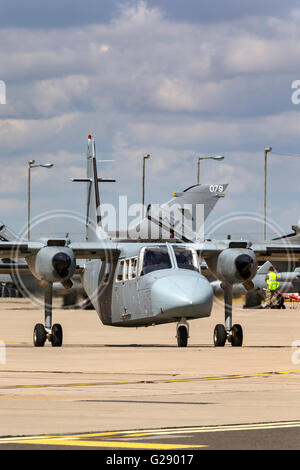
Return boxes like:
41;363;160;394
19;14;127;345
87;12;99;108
72;135;109;241
86;134;101;241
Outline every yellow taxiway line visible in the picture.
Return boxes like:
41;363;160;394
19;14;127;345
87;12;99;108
0;437;206;449
0;368;299;390
2;420;300;448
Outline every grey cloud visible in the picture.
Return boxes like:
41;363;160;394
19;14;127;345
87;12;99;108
1;4;300;123
1;1;300;236
0;0;298;29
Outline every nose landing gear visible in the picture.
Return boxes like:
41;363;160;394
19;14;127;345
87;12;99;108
176;320;189;347
33;283;63;347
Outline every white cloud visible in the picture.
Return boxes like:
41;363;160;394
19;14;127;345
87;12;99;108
0;113;79;151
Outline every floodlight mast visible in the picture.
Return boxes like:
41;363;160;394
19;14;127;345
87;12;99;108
27;160;54;241
197;155;225;184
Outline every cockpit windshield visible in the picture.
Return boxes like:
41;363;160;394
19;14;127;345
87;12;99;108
173;246;199;271
140;246;172;275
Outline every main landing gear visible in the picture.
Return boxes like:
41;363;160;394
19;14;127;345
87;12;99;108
33;284;63;347
213;284;243;347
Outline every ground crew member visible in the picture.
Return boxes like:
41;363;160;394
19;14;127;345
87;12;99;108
265;266;280;307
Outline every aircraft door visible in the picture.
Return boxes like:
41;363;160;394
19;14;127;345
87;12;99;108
112;259;138;322
112;259;127;321
123;257;140;318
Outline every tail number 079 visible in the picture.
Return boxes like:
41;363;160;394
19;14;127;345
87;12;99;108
210;185;223;193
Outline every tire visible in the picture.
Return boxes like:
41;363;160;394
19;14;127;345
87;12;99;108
51;324;63;347
33;323;46;347
231;324;243;347
177;325;188;347
213;324;226;347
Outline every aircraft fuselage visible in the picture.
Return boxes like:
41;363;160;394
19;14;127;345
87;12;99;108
82;243;213;327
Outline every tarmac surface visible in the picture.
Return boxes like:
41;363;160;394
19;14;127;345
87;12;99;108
0;297;300;450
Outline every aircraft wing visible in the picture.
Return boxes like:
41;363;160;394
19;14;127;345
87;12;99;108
0;262;84;275
0;264;32;275
0;242;45;258
68;242;120;259
0;240;120;260
251;241;300;262
193;239;300;263
1;238;300;262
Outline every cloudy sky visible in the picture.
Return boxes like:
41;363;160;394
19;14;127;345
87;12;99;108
1;0;300;240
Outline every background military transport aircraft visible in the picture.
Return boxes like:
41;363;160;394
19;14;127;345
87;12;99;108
1;135;300;348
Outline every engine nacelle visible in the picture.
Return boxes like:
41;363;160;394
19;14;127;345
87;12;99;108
207;248;258;285
27;246;76;283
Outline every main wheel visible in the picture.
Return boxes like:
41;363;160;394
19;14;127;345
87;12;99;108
33;323;46;347
231;324;243;347
213;324;226;347
50;324;63;347
177;325;188;347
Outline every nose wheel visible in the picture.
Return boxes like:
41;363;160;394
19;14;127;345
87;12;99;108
33;284;63;347
176;321;189;347
213;323;243;347
213;284;243;347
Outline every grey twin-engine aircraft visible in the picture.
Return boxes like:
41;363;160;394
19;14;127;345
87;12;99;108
1;135;300;348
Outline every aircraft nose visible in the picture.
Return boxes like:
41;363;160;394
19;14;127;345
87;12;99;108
151;274;213;318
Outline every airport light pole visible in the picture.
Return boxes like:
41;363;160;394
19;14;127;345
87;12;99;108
197;155;225;184
142;154;150;219
264;147;272;240
27;160;54;241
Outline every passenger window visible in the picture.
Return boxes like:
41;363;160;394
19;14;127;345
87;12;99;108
130;257;138;279
116;260;124;281
173;247;199;271
140;247;172;276
124;259;130;281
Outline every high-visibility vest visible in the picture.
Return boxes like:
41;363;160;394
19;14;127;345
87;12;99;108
267;272;280;291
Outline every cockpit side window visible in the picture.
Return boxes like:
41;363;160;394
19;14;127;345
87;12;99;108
140;246;172;276
173;247;199;271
